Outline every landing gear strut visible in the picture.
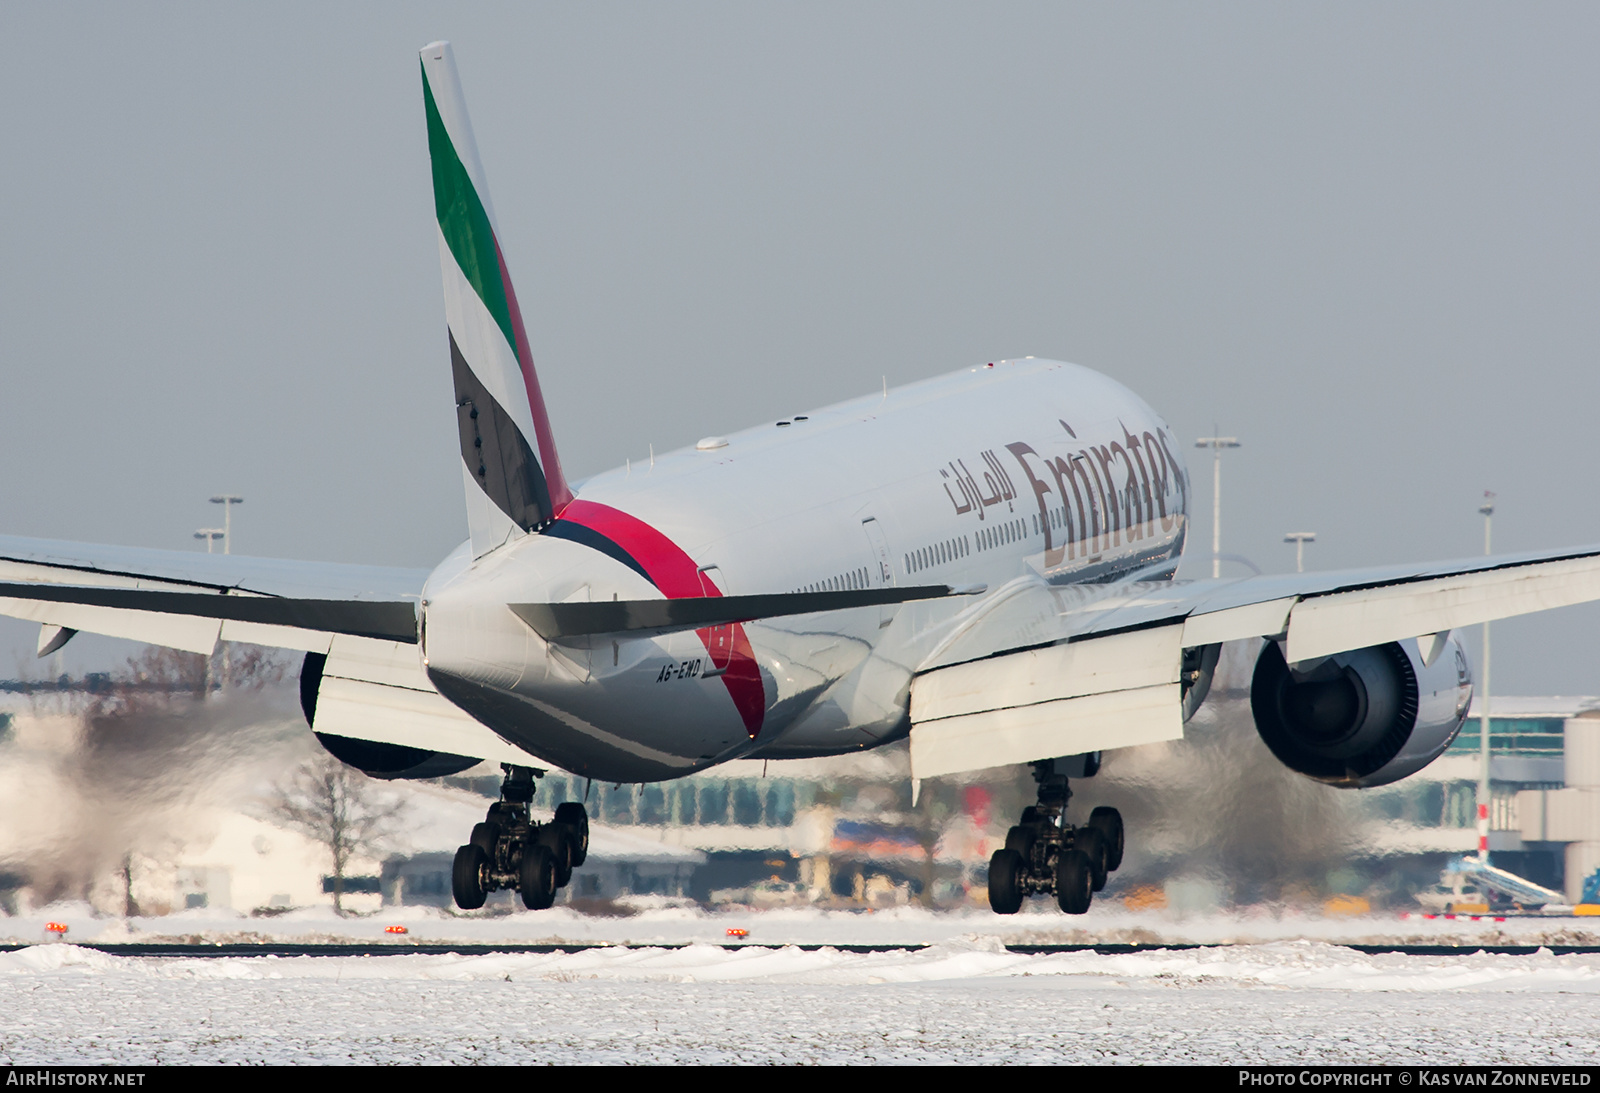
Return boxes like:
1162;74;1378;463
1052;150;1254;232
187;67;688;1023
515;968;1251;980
987;758;1124;915
452;764;590;911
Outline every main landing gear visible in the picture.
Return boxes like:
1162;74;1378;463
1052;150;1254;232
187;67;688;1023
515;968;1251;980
987;758;1124;915
452;764;591;911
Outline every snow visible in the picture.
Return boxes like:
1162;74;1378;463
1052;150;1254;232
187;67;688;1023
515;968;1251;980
8;900;1600;949
4;908;1600;1063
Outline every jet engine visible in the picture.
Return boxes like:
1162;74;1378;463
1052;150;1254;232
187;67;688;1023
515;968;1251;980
1249;635;1472;788
299;652;479;780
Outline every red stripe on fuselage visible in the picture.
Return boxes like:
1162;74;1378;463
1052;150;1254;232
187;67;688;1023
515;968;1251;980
558;499;766;737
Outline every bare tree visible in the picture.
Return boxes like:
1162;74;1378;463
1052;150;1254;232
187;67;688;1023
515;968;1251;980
270;755;404;915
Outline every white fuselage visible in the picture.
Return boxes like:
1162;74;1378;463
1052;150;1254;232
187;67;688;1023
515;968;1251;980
419;358;1190;781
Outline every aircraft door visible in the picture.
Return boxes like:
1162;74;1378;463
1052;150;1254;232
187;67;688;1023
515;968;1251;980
860;518;897;629
861;518;895;587
698;565;733;676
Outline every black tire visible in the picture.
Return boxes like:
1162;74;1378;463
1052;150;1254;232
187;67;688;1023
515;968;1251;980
1056;849;1093;914
1074;827;1108;892
452;844;488;910
538;824;574;888
470;821;501;858
520;844;558;910
1089;806;1125;871
988;849;1024;914
554;802;589;867
1004;824;1036;861
1020;806;1042;826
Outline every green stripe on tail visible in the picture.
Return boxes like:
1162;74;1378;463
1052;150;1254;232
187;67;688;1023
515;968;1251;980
422;63;517;362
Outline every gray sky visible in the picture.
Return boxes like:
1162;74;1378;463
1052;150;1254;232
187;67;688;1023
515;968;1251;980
4;3;1599;693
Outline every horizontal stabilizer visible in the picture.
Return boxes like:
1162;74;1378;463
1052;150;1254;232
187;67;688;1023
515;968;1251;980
511;583;984;640
0;582;418;644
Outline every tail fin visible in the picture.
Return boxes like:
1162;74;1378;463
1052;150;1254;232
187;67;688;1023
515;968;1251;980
420;41;572;556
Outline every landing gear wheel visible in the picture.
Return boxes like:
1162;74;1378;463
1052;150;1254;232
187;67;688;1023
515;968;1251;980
1074;827;1109;892
1088;806;1124;871
452;844;488;910
1056;849;1093;915
519;844;557;910
469;821;501;857
554;802;589;867
1004;824;1036;861
539;824;574;888
988;848;1024;915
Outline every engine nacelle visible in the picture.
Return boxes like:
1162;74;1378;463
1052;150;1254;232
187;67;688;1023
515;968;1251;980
299;652;479;781
1250;635;1472;788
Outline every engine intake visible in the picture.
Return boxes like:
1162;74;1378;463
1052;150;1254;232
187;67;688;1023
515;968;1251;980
1250;636;1471;788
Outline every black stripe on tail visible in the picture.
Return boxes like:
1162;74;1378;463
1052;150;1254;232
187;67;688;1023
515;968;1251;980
451;330;553;531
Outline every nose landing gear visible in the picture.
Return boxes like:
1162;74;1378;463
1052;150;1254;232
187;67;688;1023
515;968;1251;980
987;759;1124;915
452;764;591;911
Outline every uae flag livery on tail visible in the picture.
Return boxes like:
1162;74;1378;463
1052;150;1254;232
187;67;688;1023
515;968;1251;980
421;41;572;555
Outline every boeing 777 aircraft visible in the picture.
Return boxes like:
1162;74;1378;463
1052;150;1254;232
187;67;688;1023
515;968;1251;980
5;42;1599;915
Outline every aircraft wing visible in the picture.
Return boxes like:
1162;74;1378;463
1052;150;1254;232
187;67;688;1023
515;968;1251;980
0;535;533;765
0;534;429;656
907;542;1600;781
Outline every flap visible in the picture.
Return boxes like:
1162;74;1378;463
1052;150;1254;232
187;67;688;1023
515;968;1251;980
909;622;1184;779
0;597;221;656
913;623;1184;724
911;684;1183;782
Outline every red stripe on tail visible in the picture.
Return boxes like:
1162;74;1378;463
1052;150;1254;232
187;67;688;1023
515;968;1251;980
496;238;572;516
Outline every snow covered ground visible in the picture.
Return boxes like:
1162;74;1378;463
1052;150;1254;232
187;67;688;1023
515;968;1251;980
4;906;1600;1063
6;899;1600;949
